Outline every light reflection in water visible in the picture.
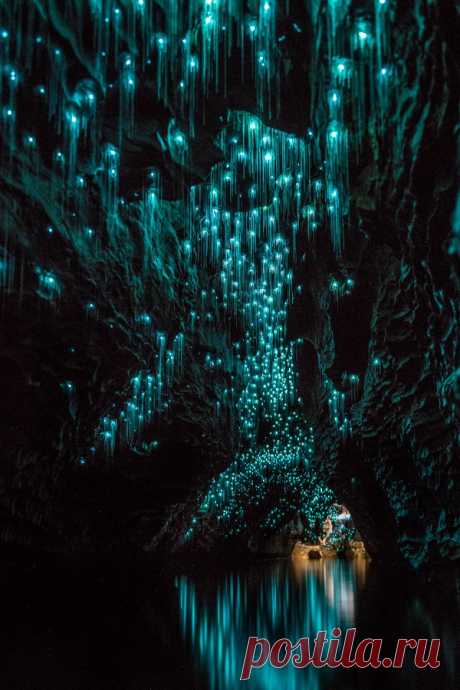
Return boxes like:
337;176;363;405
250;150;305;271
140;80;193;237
176;557;369;690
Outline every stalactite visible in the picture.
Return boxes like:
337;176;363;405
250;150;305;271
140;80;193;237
0;0;397;505
119;52;136;138
102;143;119;236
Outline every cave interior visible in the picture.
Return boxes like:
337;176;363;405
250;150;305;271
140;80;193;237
0;0;459;686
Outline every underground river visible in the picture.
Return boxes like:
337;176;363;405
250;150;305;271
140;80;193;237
2;551;458;690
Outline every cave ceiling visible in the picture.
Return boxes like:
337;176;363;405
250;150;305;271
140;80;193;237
0;0;458;571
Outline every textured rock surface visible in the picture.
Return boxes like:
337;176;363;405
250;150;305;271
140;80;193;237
311;1;460;571
0;0;458;576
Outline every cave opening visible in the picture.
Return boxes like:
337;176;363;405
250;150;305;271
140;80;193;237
291;502;367;560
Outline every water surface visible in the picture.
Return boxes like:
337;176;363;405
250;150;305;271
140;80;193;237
2;552;458;689
176;556;457;690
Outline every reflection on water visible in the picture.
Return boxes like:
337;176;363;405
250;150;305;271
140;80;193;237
2;551;457;690
176;557;456;690
176;558;369;690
